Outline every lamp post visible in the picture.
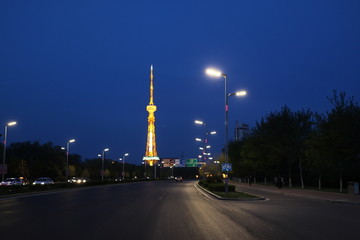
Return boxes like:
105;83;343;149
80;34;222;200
194;120;216;164
122;153;129;180
223;90;247;191
2;121;17;181
65;139;75;181
119;158;123;179
206;68;247;192
101;148;109;181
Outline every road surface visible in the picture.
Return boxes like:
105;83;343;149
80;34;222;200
0;180;359;239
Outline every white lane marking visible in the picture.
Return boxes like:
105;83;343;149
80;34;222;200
0;190;69;201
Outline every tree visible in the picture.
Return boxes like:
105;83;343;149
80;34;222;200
69;165;76;177
305;114;331;190
307;90;360;191
237;106;313;187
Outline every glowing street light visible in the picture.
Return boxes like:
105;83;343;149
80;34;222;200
101;148;109;181
206;67;247;192
194;119;217;165
2;121;17;181
205;68;224;78
65;139;76;181
122;153;129;180
194;120;204;125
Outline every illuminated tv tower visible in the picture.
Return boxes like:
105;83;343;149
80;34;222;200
143;65;160;166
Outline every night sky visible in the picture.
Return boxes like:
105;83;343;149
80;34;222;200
1;0;360;164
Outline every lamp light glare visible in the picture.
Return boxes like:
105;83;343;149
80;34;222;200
7;121;17;126
194;120;204;125
205;68;222;77
236;90;247;96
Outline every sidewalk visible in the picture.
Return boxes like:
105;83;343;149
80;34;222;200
230;180;360;205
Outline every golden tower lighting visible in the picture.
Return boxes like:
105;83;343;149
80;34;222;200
143;65;160;166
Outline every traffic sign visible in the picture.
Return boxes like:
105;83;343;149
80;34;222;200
186;159;198;167
222;163;232;172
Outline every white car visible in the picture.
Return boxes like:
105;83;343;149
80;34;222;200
0;178;23;186
33;177;54;185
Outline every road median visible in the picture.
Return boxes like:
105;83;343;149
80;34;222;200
195;181;265;201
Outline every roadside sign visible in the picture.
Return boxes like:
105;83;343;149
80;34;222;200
186;158;198;167
222;163;232;172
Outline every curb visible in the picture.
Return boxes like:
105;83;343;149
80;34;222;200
194;182;266;201
230;182;360;205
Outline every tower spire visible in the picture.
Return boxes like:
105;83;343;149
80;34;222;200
149;65;154;105
143;65;160;167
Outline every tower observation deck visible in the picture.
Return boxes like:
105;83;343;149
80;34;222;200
143;65;160;166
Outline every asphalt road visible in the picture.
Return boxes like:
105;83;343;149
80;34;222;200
0;180;359;240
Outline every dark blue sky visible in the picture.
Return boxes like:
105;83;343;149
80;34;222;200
1;0;360;164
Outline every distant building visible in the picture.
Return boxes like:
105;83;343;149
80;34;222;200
234;122;249;141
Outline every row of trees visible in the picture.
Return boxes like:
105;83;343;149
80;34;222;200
228;90;360;191
2;142;196;181
2;141;143;181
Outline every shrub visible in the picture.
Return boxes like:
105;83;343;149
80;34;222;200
206;183;235;192
205;175;223;184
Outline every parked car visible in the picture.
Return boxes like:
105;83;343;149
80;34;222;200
33;177;54;185
0;178;23;186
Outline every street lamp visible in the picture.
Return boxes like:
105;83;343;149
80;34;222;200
2;121;17;181
195;120;217;165
194;120;204;125
101;148;109;181
206;67;247;192
65;139;75;181
122;153;129;180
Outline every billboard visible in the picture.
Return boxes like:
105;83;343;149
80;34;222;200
162;158;176;168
